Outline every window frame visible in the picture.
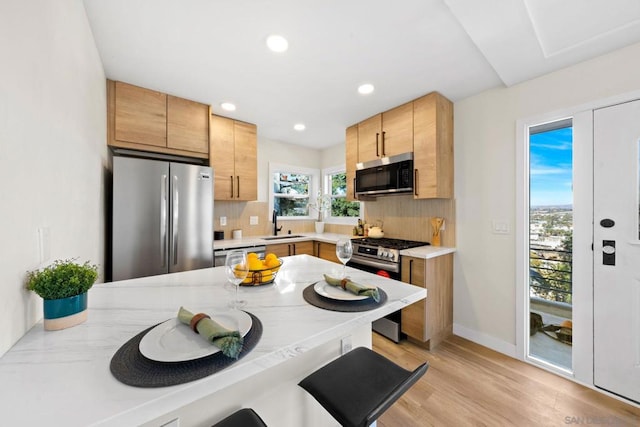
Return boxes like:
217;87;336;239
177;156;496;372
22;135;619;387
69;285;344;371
269;162;319;220
321;164;362;225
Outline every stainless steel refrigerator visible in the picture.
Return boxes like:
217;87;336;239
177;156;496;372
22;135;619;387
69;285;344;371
112;156;213;281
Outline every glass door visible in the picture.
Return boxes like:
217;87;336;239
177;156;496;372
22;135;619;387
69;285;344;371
527;119;573;371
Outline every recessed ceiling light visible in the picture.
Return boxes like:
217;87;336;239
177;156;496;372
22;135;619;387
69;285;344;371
294;123;306;131
220;102;236;111
358;83;375;95
266;35;289;53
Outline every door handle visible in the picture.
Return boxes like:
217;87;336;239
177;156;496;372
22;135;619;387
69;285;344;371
237;175;240;198
414;169;419;196
375;133;380;157
160;174;168;267
172;175;179;265
381;131;386;156
230;176;234;198
602;240;615;266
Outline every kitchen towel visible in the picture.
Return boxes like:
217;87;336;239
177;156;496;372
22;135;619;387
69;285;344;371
177;306;244;359
323;274;380;302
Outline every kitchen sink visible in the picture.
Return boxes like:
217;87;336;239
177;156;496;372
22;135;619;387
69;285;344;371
262;235;304;241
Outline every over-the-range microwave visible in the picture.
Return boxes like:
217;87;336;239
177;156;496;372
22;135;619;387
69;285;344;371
355;152;413;197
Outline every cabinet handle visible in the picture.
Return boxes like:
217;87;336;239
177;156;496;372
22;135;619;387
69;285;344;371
353;177;356;199
414;169;419;196
288;244;292;256
375;132;380;157
236;176;240;198
381;131;386;156
230;176;234;198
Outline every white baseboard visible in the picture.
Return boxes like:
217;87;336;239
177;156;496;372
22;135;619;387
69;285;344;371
453;323;517;358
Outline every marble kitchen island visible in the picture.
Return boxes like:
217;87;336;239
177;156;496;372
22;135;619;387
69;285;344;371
0;255;426;427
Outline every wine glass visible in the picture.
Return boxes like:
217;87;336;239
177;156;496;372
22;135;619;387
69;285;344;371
335;238;353;278
225;249;248;309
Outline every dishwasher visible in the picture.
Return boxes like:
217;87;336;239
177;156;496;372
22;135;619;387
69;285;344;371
213;245;266;267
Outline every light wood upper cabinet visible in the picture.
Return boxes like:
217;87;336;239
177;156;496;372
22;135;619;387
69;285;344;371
233;121;257;201
401;253;453;350
108;80;210;158
357;102;413;164
357;114;382;163
413;92;453;199
345;91;453;200
114;81;167;148
380;102;413;158
210;115;257;201
167;95;209;153
345;125;358;202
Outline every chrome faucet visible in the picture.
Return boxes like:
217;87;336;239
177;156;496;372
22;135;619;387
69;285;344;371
272;209;283;236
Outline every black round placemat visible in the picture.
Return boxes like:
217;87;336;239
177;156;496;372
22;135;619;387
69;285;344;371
110;312;262;388
302;283;387;312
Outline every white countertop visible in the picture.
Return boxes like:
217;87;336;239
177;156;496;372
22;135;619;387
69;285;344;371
0;255;425;426
399;245;456;259
214;233;456;260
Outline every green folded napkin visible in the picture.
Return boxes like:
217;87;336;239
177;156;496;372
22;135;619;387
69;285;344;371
177;306;244;359
323;274;380;302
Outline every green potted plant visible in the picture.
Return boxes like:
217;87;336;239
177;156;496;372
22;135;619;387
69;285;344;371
26;258;98;331
308;191;332;234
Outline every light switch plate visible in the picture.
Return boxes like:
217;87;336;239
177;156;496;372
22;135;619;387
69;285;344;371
250;216;259;225
492;220;510;234
220;216;227;226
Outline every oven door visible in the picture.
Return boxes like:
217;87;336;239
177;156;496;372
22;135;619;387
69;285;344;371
347;258;399;280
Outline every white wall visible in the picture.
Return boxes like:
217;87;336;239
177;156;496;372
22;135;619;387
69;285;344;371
256;137;323;202
454;41;640;352
0;0;107;356
320;143;345;169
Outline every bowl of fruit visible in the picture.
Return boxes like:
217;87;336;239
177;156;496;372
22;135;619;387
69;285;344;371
240;252;283;286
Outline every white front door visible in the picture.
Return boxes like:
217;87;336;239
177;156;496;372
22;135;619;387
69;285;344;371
593;100;640;403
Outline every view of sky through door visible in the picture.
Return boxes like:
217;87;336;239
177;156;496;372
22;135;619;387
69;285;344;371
528;119;573;370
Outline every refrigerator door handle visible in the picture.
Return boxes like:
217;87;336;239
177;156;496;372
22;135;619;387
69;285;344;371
172;175;179;265
160;174;168;267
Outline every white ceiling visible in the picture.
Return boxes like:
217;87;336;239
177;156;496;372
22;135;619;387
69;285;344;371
83;0;640;149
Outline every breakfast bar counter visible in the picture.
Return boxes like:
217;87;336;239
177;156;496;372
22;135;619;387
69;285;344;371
0;255;425;427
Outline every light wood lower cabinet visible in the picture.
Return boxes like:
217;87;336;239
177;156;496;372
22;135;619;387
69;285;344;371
267;241;314;258
401;254;453;350
315;242;339;263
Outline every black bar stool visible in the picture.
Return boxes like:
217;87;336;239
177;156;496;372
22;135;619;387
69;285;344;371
299;346;429;427
211;408;267;427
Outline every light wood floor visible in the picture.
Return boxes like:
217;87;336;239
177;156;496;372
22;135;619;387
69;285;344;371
373;333;640;427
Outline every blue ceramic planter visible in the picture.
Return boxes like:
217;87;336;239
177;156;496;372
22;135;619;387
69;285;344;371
43;293;88;330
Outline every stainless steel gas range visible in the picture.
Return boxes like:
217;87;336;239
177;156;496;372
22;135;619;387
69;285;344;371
348;237;429;342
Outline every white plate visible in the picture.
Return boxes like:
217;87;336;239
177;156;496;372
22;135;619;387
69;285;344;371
139;311;252;362
313;280;369;301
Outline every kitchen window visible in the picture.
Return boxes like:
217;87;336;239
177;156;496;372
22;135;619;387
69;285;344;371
270;163;319;219
323;165;361;224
